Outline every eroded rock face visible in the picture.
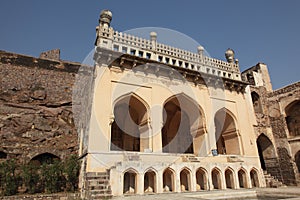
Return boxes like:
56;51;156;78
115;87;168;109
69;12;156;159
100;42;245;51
0;51;81;163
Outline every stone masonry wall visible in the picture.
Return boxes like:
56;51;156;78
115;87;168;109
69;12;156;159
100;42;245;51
0;50;81;163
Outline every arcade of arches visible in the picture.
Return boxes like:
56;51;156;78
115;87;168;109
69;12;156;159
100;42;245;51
122;166;261;194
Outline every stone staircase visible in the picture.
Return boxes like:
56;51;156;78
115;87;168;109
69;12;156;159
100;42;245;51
85;171;113;199
263;171;285;188
182;154;200;162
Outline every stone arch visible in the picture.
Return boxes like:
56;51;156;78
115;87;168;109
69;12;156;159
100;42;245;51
196;167;208;190
214;108;241;155
163;167;175;192
251;91;263;113
256;133;277;171
250;168;260;188
123;168;138;194
144;168;157;193
225;167;235;189
180;167;192;192
238;168;248;188
161;93;206;155
0;151;7;159
285;100;300;137
211;167;222;189
111;93;150;152
30;152;60;166
295;151;300;173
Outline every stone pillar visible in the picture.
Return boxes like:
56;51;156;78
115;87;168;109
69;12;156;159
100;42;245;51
192;128;208;156
151;105;163;153
156;171;164;193
175;171;181;193
234;172;240;189
190;171;197;192
136;173;144;195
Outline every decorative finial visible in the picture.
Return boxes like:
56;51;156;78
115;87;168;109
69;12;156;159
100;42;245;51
150;32;157;41
225;48;235;63
100;9;112;28
197;46;204;58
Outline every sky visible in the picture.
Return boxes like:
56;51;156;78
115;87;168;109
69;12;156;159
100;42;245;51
0;0;299;89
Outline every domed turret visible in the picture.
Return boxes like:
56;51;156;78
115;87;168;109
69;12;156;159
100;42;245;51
225;48;235;63
100;9;112;27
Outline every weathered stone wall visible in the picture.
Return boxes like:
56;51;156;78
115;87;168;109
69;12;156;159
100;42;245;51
0;51;81;163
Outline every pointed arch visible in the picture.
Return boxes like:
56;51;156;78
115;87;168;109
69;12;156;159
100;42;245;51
211;167;222;190
111;92;150;152
285;100;300;137
161;93;206;155
144;168;157;193
238;168;248;188
123;168;138;194
163;167;175;192
250;168;260;188
256;133;276;170
180;167;191;192
225;167;235;189
214;108;241;155
196;167;208;190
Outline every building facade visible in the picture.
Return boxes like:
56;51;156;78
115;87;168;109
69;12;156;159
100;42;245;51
78;10;266;198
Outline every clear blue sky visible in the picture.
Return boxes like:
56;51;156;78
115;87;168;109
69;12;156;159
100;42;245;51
1;0;299;89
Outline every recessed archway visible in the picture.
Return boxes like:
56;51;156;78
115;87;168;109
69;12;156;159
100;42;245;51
256;134;276;171
211;168;222;189
214;108;241;155
285;100;300;137
163;168;175;192
144;169;156;193
180;168;191;192
161;94;205;154
111;93;149;152
250;168;260;188
225;168;235;189
251;92;262;113
196;168;208;191
30;153;60;166
238;169;248;188
123;170;137;194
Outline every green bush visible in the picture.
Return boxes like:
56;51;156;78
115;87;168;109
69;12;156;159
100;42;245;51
0;160;19;196
22;162;40;194
63;155;80;192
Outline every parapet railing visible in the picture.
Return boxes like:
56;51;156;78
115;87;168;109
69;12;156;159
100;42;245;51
97;26;241;80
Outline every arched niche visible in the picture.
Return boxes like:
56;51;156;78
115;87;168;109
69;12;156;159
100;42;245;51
214;108;241;155
180;168;191;192
250;168;260;188
285;100;300;137
225;168;235;189
163;168;175;192
295;151;300;173
144;169;156;193
123;169;138;194
211;168;222;190
196;167;208;190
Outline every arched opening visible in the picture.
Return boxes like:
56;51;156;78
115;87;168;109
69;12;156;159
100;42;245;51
215;109;240;155
180;168;191;192
250;169;260;188
123;170;137;194
161;94;205;154
144;170;156;193
225;168;235;189
0;151;7;159
251;92;262;113
295;151;300;173
163;168;175;192
111;94;149;152
238;169;248;188
285;101;300;137
256;134;276;171
30;153;60;166
196;168;208;191
211;168;222;189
